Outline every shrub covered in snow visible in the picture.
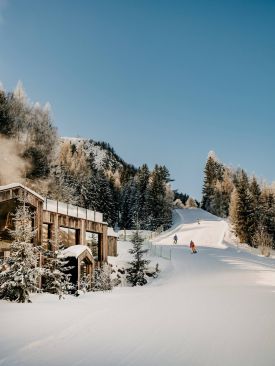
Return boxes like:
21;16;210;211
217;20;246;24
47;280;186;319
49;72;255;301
92;263;113;292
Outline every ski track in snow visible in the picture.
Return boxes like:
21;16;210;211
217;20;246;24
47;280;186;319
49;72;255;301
1;208;275;366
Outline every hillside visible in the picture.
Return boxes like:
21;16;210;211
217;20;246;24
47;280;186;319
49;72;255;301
61;137;136;174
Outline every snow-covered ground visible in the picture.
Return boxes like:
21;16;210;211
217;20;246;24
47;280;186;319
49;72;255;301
1;208;275;366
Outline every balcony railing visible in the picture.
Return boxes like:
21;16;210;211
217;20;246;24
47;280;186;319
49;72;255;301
43;198;103;223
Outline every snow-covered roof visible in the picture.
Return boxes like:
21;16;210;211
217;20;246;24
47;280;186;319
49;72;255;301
60;245;93;259
107;227;119;238
0;183;44;201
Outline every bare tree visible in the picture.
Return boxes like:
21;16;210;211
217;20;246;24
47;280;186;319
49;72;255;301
253;226;273;257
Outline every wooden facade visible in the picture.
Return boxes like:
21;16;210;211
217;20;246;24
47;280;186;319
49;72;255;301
42;209;108;262
108;236;118;257
0;184;118;288
0;184;44;255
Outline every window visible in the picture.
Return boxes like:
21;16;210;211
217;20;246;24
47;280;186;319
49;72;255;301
42;223;53;250
86;232;99;258
59;227;77;247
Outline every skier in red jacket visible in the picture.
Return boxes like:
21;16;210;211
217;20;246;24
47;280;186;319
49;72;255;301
190;240;197;254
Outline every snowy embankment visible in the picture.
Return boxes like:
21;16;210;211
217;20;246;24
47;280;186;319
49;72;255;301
1;209;275;366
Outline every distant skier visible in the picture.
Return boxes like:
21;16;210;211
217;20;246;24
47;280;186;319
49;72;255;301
197;218;200;225
173;234;178;244
190;240;197;254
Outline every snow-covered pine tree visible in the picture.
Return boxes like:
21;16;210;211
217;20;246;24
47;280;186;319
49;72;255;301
24;102;58;179
250;176;261;206
109;175;120;226
229;188;238;225
185;197;198;208
74;168;118;227
96;170;117;226
49;164;79;205
146;165;173;230
201;152;225;215
0;201;40;303
0;83;28;140
212;168;234;218
126;231;150;286
260;187;275;248
83;171;100;210
120;179;138;229
0;89;14;136
201;152;218;212
41;245;74;299
135;164;150;229
249;176;262;235
233;170;254;244
173;191;189;206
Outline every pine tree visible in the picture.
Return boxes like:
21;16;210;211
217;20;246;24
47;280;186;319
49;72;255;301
0;202;40;303
49;164;79;205
212;169;234;218
229;188;238;225
173;191;189;205
185;197;198;208
249;176;262;235
126;231;150;286
250;177;261;205
234;170;254;244
0;90;14;136
135;164;150;229
108;175;120;227
41;245;74;299
120;180;138;229
201;152;220;213
260;188;275;248
96;170;117;226
146;165;173;230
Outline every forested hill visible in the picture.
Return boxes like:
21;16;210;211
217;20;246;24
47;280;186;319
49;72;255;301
0;82;174;230
61;137;137;179
201;152;275;249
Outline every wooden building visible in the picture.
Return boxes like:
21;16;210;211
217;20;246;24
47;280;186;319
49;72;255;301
0;183;44;256
0;183;118;288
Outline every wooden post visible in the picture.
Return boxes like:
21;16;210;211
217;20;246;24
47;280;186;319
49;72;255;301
77;257;81;290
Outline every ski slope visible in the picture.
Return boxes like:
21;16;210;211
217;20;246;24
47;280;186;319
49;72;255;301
154;208;228;248
1;209;275;366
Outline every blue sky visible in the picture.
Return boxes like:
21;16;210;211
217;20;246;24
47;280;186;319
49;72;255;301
0;0;274;199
